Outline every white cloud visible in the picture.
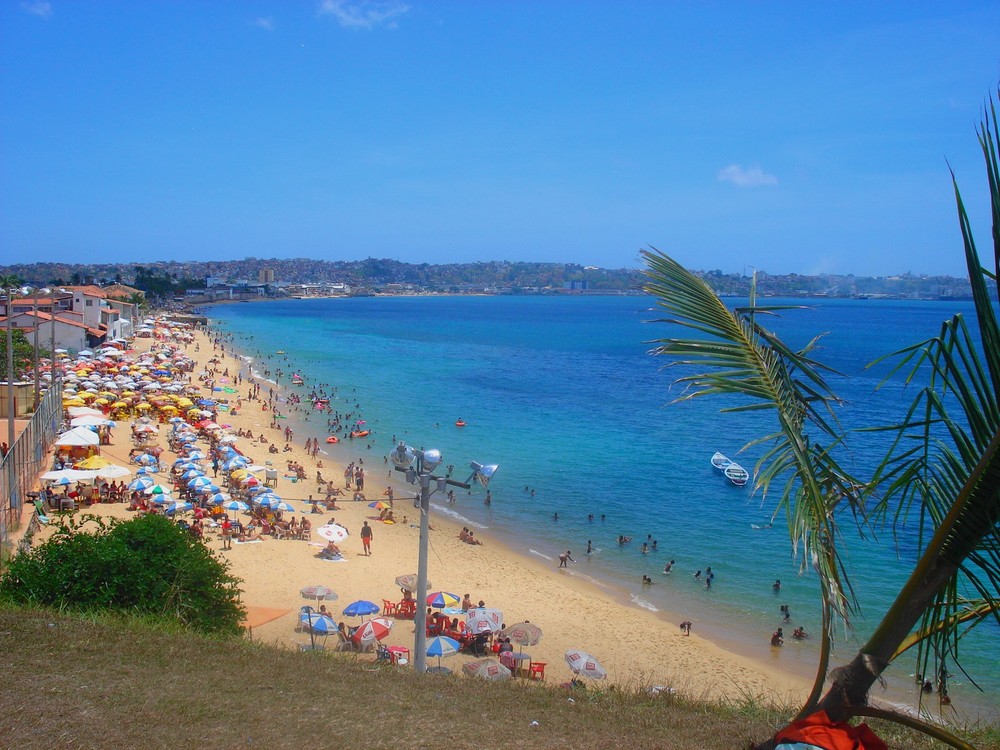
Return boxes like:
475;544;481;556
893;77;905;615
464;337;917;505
254;16;274;31
21;1;52;19
318;0;408;29
717;164;778;188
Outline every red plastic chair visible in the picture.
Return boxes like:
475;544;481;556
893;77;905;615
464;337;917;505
382;599;398;616
528;661;547;681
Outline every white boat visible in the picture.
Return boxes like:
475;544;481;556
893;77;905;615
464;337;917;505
710;452;732;472
724;462;750;486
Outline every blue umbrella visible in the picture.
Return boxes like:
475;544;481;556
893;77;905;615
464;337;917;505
425;636;462;673
221;499;249;513
342;600;380;619
133;453;158;466
255;494;282;509
222;457;248;471
300;612;338;635
166;501;193;515
181;469;204;480
128;476;154;491
188;476;213;490
273;501;296;513
206;492;230;505
196;484;221;495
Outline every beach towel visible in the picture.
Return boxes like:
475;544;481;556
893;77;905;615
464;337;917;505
773;710;887;750
235;539;263;545
318;555;347;563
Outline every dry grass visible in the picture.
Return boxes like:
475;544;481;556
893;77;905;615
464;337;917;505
1;606;996;750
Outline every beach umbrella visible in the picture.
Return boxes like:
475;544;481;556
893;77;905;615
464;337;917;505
255;493;281;509
187;476;213;490
135;466;157;476
342;600;380;619
181;469;204;480
351;617;394;648
425;636;462;674
72;455;112;470
499;621;543;651
426;591;461;609
145;483;171;496
466;608;505;634
316;524;349;543
94;465;132;480
166;501;193;515
272;501;296;513
196;484;221;495
299;613;338;635
128;476;154;492
206;492;230;505
368;500;391;510
221;499;249;514
133;453;158;466
70;415;114;427
300;585;338;601
462;658;512;681
565;649;607;680
222;457;248;471
394;573;429;593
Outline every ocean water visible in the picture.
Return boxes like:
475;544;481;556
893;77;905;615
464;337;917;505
206;294;998;715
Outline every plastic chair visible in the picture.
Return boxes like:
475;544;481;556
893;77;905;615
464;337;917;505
528;661;547;681
382;599;398;616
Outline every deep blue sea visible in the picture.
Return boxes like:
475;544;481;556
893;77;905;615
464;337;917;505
206;294;998;715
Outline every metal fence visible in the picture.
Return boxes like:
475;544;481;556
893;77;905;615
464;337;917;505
1;378;63;550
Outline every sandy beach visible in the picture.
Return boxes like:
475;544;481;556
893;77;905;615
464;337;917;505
21;319;813;703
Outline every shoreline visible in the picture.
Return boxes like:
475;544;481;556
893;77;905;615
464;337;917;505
197;317;813;700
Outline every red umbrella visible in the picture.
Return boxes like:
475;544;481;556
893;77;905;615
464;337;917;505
351;617;394;647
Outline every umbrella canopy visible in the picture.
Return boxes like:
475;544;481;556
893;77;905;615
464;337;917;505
55;426;100;447
499;621;543;647
299;612;338;635
425;635;462;673
41;468;98;484
351;617;394;647
73;455;112;470
94;465;132;480
394;573;429;593
206;492;231;505
466;608;505;634
221;499;250;513
462;658;512;681
342;600;380;618
368;500;391;510
565;649;607;680
127;476;154;491
70;415;114;427
426;591;461;609
165;501;193;514
300;585;338;601
316;524;349;543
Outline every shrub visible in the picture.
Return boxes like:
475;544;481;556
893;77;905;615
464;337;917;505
0;514;245;635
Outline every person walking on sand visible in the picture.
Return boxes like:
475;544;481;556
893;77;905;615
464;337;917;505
360;520;373;556
558;550;574;568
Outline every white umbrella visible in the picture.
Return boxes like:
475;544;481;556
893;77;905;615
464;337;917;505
94;465;132;480
41;468;98;483
70;415;114;427
565;649;607;680
462;658;512;681
55;426;100;447
316;524;349;543
466;608;505;634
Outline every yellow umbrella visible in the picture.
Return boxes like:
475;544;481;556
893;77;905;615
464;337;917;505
75;455;112;470
94;398;110;405
63;398;85;407
78;392;97;401
111;401;128;408
229;469;249;480
135;403;152;410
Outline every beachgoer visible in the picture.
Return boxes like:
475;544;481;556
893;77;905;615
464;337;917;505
558;550;574;568
359;521;372;555
586;540;592;555
663;560;674;574
461;593;473;611
770;628;784;647
680;620;692;636
773;579;781;591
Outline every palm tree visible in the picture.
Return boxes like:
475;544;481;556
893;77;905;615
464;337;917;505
642;92;999;749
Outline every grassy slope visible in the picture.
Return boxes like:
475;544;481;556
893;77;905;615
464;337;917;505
1;607;996;750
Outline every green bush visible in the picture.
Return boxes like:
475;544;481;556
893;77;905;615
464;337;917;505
0;514;245;635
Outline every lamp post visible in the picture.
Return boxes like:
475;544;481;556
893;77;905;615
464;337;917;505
390;442;499;673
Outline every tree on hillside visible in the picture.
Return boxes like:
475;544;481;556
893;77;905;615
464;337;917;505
643;92;1000;749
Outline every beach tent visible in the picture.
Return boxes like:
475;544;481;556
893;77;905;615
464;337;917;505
55;426;100;447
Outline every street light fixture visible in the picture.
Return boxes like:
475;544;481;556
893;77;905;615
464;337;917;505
391;441;498;673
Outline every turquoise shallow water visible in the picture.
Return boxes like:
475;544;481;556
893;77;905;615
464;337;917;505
205;294;998;716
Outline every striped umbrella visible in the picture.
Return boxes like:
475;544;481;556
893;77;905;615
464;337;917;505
425;636;462;673
300;585;338;601
426;591;461;609
299;613;338;635
128;476;154;492
351;617;394;647
221;499;249;514
206;492;230;505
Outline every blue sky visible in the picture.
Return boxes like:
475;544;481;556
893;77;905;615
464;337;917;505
2;1;999;276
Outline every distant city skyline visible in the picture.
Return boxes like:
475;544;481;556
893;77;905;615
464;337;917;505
2;1;999;277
